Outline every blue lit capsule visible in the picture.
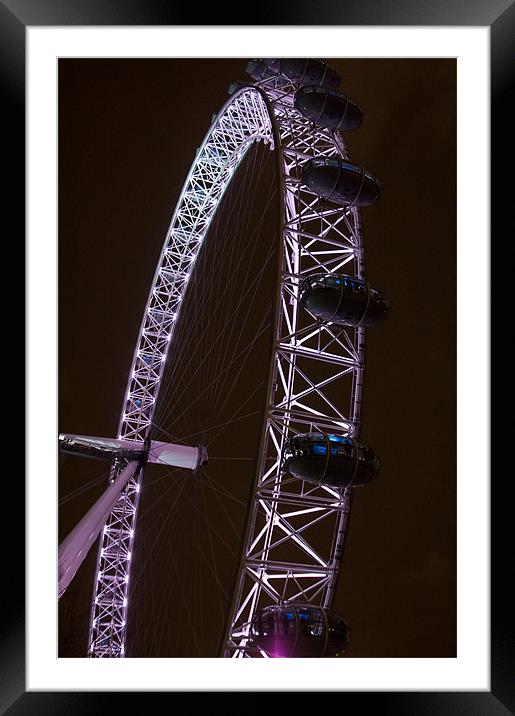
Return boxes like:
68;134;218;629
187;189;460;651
299;272;388;327
283;432;380;488
250;603;350;658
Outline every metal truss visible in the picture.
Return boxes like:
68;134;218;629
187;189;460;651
88;88;275;657
223;75;365;657
88;73;366;658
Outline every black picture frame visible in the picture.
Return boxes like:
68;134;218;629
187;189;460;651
6;0;506;711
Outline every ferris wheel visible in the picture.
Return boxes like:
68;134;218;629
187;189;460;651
59;58;387;658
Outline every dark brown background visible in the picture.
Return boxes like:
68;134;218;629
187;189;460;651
58;58;456;658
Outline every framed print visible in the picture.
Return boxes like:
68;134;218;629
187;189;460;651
4;0;507;711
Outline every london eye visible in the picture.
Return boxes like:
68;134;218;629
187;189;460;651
58;57;386;658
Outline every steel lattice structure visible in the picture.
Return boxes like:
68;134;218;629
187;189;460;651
222;76;364;657
88;72;366;658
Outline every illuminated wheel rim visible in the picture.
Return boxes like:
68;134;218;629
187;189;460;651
88;72;366;658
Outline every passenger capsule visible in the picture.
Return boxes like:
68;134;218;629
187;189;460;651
272;58;341;90
299;273;388;326
301;157;381;207
294;86;363;131
261;59;282;74
283;432;380;488
250;603;350;658
246;59;278;82
227;80;249;96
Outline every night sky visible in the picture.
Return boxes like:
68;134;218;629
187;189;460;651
58;58;456;658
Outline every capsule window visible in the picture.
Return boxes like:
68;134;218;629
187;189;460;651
297;607;324;637
277;613;296;637
328;614;349;639
312;444;327;456
342;162;362;176
359;447;376;466
257;609;296;638
326;275;340;288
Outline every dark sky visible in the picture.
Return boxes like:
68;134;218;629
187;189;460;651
58;58;456;658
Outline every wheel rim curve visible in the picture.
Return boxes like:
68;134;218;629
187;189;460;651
88;77;366;658
88;87;281;657
222;76;366;657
